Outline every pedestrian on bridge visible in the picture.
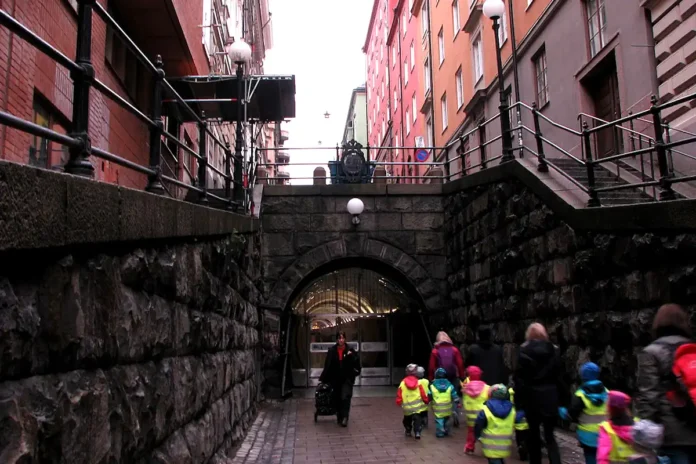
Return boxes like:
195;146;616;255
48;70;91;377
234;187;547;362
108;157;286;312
319;331;361;427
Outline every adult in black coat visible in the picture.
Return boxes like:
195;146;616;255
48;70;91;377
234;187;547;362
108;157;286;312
319;331;361;427
465;326;508;386
513;323;563;464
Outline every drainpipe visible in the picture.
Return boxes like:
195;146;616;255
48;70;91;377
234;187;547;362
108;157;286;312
508;0;523;157
0;0;18;159
425;0;436;157
397;4;406;179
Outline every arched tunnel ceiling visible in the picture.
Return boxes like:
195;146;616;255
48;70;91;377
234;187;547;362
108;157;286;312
291;268;411;316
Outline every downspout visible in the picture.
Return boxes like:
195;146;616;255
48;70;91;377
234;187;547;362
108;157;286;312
425;0;436;160
397;4;406;180
508;0;523;157
0;0;18;159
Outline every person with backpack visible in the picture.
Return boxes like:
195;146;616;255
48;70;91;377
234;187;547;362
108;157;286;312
428;331;466;425
635;304;696;464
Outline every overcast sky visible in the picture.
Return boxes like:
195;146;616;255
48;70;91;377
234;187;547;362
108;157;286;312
264;0;373;184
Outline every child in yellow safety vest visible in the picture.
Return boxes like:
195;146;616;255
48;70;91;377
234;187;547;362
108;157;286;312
396;364;430;440
474;384;527;464
559;362;608;464
463;366;490;454
509;384;530;461
597;391;636;464
429;367;461;437
416;366;430;429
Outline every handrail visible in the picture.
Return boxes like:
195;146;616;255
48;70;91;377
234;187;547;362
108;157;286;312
518;101;582;136
578;112;655;142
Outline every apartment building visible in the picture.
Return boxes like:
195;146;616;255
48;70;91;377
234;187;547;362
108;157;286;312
342;86;368;147
0;0;272;191
364;0;392;154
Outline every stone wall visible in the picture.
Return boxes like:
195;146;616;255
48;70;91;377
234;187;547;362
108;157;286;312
440;179;696;394
0;233;263;462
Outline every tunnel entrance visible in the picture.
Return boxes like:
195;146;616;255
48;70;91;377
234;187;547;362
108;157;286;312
286;266;431;389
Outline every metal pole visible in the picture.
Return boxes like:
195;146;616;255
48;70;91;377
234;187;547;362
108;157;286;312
224;141;233;207
65;0;95;177
146;55;165;194
198;111;208;203
650;95;676;200
234;62;244;208
532;102;548;172
583;122;600;207
492;17;514;163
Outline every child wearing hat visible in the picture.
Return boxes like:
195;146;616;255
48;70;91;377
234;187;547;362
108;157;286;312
475;384;526;464
417;365;430;429
559;362;609;464
429;367;461;437
463;366;490;454
597;391;636;464
396;364;430;439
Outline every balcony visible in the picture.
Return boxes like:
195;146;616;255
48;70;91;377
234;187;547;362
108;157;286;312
277;151;290;164
463;0;484;34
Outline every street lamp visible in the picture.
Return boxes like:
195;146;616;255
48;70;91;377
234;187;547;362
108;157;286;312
227;39;252;209
483;0;514;163
346;198;364;225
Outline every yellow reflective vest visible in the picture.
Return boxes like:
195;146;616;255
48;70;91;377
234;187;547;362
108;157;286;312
600;421;636;464
480;404;516;459
509;388;529;431
417;379;430;413
576;389;609;435
463;384;490;426
399;381;427;416
430;384;454;419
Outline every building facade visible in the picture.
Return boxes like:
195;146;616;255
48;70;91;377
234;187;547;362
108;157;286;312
364;0;392;155
364;0;685;183
342;86;368;147
0;0;273;192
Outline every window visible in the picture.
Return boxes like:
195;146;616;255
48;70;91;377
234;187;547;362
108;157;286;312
438;28;445;65
472;34;483;83
424;59;431;91
452;0;460;36
394;89;398;109
410;41;415;70
441;94;448;131
412;94;418;122
404;61;409;84
498;2;508;46
406;109;411;134
421;1;429;37
29;95;70;169
586;0;606;57
426;113;434;147
382;81;385;100
533;48;549;106
455;67;464;108
403;11;408;36
392;47;396;67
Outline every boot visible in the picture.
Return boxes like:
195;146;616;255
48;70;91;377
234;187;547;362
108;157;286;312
340;417;348;427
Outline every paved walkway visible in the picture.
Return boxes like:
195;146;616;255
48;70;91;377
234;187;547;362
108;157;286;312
228;390;584;464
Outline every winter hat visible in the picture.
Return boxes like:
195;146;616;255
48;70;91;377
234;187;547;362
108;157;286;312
435;367;447;379
490;384;509;400
580;362;601;381
406;364;418;376
466;366;483;381
608;391;631;416
416;366;425;379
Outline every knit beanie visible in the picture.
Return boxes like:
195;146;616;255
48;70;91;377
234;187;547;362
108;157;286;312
416;366;425;379
580;362;601;381
435;367;447;379
466;366;483;381
490;384;509;400
608;391;631;416
405;364;418;376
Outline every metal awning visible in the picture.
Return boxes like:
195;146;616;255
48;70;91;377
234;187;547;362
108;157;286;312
163;75;296;123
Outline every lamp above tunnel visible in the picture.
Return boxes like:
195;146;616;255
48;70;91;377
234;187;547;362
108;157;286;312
226;39;252;64
346;198;364;225
482;0;505;19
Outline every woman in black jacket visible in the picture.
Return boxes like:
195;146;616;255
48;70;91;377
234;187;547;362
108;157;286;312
319;331;361;427
513;323;563;464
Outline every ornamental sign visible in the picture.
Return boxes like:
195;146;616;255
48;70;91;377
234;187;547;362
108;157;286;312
341;139;366;183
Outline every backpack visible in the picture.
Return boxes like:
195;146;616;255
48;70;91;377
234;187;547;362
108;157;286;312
437;345;459;379
656;340;696;427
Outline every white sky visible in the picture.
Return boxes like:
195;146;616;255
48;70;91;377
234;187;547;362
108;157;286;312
264;0;373;184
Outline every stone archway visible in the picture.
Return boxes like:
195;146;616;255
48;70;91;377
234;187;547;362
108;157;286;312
264;237;445;313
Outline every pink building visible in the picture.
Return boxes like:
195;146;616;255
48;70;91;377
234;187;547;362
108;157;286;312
364;0;392;157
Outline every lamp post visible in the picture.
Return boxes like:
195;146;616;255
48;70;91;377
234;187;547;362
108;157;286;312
483;0;514;163
227;39;252;209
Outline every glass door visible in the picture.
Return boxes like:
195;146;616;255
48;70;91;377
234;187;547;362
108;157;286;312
360;316;390;385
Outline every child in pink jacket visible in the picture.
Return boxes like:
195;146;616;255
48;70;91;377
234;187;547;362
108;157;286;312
597;391;636;464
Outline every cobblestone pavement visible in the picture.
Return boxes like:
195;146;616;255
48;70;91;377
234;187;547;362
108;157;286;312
229;393;585;464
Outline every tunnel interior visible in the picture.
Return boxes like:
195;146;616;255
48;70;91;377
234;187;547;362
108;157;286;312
282;260;432;389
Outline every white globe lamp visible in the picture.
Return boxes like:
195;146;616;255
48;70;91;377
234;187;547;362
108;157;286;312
482;0;505;19
227;39;252;64
346;198;365;225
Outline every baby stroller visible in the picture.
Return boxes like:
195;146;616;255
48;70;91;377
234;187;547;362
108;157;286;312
314;383;336;422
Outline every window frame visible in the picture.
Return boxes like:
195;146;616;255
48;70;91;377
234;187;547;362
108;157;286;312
452;0;460;37
410;41;415;70
498;1;508;46
440;93;448;132
585;0;607;57
438;27;445;65
455;67;464;108
404;60;409;84
30;94;71;169
533;47;549;108
424;58;432;91
412;93;418;122
472;33;483;84
406;108;411;135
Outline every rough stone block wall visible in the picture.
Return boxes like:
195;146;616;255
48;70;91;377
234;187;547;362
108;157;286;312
0;233;263;463
440;180;696;394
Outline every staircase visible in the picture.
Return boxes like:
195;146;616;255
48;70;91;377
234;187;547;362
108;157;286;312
549;158;656;206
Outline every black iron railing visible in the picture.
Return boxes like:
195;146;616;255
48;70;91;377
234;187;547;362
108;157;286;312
0;4;243;209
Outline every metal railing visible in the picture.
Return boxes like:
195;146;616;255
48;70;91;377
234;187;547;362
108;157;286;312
0;4;244;209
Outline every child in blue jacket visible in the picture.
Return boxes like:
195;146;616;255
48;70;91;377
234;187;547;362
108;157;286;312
429;367;460;437
475;384;526;464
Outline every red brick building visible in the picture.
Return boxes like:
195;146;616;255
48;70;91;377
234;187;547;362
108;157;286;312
0;0;272;191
